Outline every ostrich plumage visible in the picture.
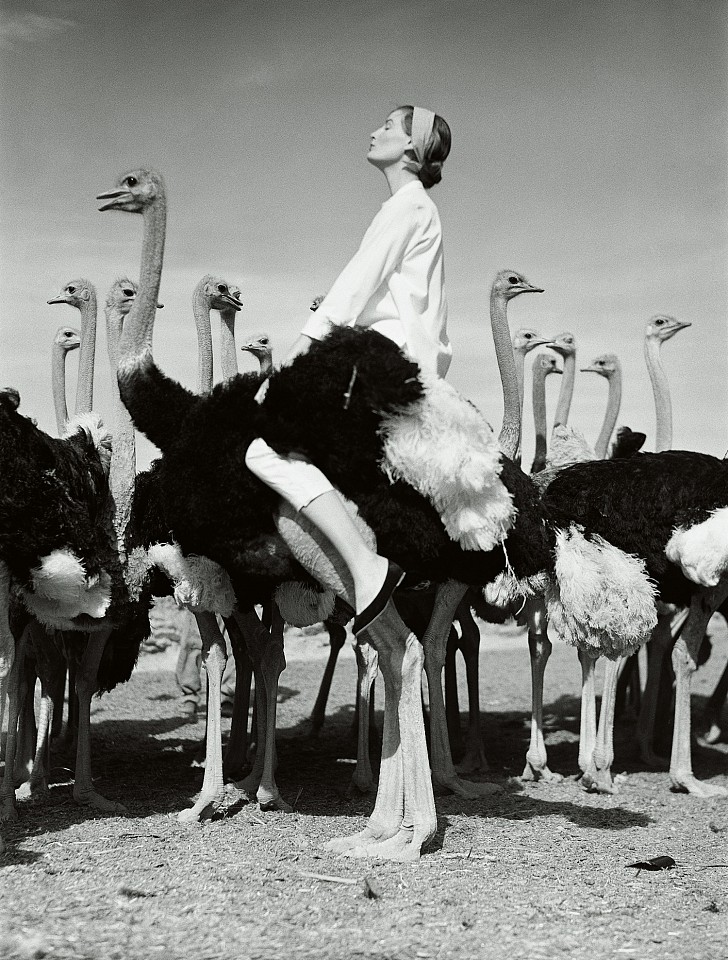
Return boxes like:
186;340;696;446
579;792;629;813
99;167;664;857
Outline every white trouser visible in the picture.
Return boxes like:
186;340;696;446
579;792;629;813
245;437;334;512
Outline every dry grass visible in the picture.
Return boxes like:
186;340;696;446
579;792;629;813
1;623;727;960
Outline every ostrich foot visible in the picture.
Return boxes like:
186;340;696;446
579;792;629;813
455;742;490;775
325;821;399;854
344;826;429;862
178;787;227;824
74;788;127;814
433;774;502;799
580;766;616;795
15;778;49;802
521;760;563;784
698;724;723;746
258;789;292;813
670;774;728;797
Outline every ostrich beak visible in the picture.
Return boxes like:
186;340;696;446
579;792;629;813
96;187;131;211
47;295;69;305
580;365;599;373
675;320;692;331
222;295;243;311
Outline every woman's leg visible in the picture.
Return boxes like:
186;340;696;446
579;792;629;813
245;439;402;623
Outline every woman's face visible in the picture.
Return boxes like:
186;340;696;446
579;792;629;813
367;110;410;169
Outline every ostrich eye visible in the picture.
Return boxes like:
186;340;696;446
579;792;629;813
655;318;665;325
124;176;138;187
217;284;227;293
508;275;519;284
67;286;75;294
123;288;134;297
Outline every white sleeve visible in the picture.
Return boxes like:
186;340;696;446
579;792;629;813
300;200;420;341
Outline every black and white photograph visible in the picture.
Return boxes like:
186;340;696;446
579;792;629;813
1;1;727;957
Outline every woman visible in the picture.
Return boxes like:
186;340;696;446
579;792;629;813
245;105;452;634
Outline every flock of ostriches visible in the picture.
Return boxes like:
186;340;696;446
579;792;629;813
1;167;727;861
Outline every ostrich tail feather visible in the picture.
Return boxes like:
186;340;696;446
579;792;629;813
64;412;113;476
380;375;515;551
26;550;112;625
274;581;336;627
546;526;657;660
482;569;549;608
147;543;236;616
666;507;728;587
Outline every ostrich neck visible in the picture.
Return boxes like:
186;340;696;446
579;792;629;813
119;194;166;369
594;368;622;459
259;353;274;377
531;367;549;468
514;350;526;458
107;304;136;551
644;338;673;452
553;352;575;428
192;291;213;394
52;345;70;435
219;310;239;381
74;292;97;415
491;289;521;459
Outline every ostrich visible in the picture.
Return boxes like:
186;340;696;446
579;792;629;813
240;334;274;378
47;278;98;417
530;352;562;473
579;353;622;460
51;326;82;431
548;331;577;431
97;167;660;858
0;387;114;820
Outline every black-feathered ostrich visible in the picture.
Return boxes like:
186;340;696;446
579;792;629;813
98;167;664;858
0;387;114;820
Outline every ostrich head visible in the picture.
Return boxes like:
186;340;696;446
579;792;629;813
53;326;81;353
512;327;549;357
105;278;138;317
644;314;691;344
533;353;562;377
547;331;577;359
581;353;620;379
47;278;95;308
97;168;164;213
194;275;243;314
240;333;272;362
492;270;544;301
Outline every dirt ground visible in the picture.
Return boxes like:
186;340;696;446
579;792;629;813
1;619;727;960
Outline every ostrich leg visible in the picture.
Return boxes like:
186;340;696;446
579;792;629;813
73;627;126;812
444;631;464;761
233;605;291;812
13;647;37;786
178;613;228;822
454;601;490;774
635;608;688;767
670;584;728;797
701;659;728;744
16;623;66;801
328;607;437;861
577;650;598;779
0;629;27;821
522;597;562;782
581;656;623;793
422;580;500;798
309;621;347;735
348;639;378;795
0;560;14;680
222;614;253;781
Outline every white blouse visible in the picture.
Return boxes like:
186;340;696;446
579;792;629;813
299;180;451;379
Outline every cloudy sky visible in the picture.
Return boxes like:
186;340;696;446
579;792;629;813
1;0;726;469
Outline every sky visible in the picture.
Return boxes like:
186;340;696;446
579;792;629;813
1;0;726;471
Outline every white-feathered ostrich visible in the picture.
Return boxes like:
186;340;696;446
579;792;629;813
97;168;662;859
